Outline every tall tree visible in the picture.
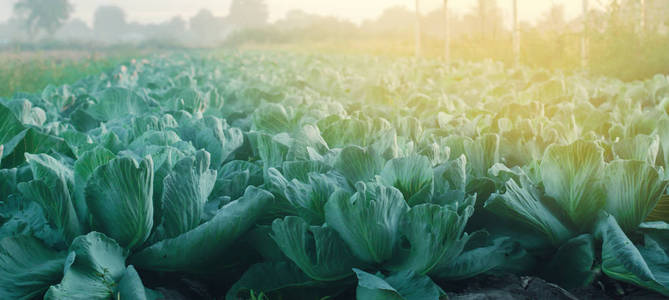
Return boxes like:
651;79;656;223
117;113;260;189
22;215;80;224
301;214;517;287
93;6;127;40
13;0;72;36
469;0;503;40
228;0;269;29
539;3;566;32
190;9;223;45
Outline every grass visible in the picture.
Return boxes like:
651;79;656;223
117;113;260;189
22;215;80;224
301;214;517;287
0;49;143;97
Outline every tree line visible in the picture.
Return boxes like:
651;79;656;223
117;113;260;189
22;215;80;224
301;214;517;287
3;0;669;80
2;0;269;46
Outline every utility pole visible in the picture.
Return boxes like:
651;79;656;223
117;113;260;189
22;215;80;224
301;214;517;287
480;0;486;39
581;0;589;70
415;0;422;58
512;0;520;67
443;0;450;62
640;0;646;33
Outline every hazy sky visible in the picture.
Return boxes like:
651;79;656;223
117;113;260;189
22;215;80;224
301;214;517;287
0;0;595;26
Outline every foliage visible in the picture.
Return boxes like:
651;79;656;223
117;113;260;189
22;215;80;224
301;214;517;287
0;51;668;299
13;0;72;35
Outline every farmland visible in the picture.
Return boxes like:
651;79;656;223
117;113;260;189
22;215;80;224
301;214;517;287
1;51;669;299
0;49;144;98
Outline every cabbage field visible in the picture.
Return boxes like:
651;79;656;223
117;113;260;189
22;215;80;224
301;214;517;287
1;52;669;299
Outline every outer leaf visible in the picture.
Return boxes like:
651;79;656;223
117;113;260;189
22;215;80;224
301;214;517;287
595;215;669;296
283;171;347;224
226;262;319;300
115;265;162;300
18;179;82;243
433;155;467;195
86;156;154;250
540;234;597;289
2;128;71;168
159;150;217;238
540;140;606;229
287;124;330;161
19;153;81;243
282;160;332;182
464;134;500;177
0;235;66;300
130;186;274;272
194;119;244;168
325;183;408;264
253;103;295;134
647;195;669;222
604;160;668;232
271;216;361;281
0;167;16;201
180;116;244;168
0;103;25;145
86;87;149;121
389;202;473;275
45;232;127;300
334;146;384;186
73;147;116;224
379;155;434;206
430;232;529;280
659;117;669;171
250;131;290;173
353;269;444;300
24;153;74;188
0;195;65;247
212;160;262;200
485;176;573;245
612;134;660;165
321;117;371;148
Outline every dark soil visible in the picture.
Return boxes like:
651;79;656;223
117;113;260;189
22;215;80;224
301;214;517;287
142;271;668;299
442;274;667;300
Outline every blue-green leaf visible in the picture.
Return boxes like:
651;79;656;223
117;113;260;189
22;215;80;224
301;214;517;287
0;235;66;300
353;268;444;300
380;155;434;206
85;156;154;250
272;216;361;281
45;232;127;300
130;186;274;272
325;183;408;264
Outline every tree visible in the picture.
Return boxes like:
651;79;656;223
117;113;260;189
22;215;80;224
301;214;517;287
13;0;72;36
363;6;414;34
228;0;269;28
189;9;224;45
468;0;503;40
538;3;566;33
93;6;127;40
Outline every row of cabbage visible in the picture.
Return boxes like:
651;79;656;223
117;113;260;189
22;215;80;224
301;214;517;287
1;52;669;299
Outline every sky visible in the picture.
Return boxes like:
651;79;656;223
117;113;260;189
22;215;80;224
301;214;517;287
0;0;597;26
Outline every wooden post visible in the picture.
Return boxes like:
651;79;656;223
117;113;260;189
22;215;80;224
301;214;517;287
444;0;450;62
512;0;519;67
415;0;422;58
581;0;588;70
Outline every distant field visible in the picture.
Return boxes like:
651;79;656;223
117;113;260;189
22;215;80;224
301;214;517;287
0;49;144;97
